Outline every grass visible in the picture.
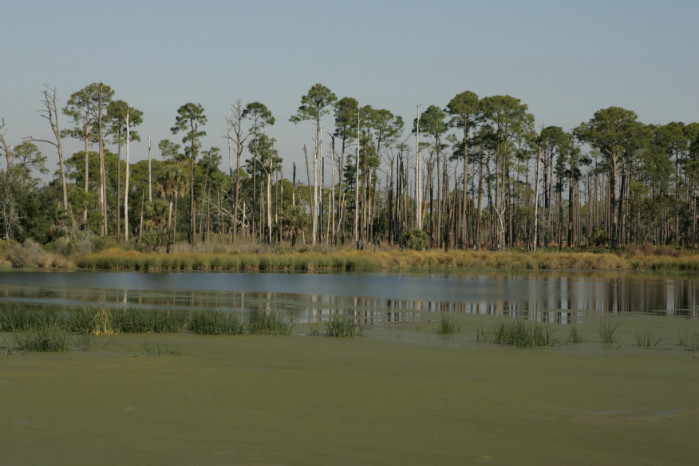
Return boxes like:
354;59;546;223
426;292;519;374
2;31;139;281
436;315;459;335
325;316;361;337
636;331;662;348
74;246;699;272
677;332;699;351
481;320;557;347
567;325;584;344
189;310;244;335
247;310;292;335
599;320;620;347
13;329;72;352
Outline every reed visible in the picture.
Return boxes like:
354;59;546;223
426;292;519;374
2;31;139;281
189;310;244;335
485;320;557;347
436;315;459;335
636;331;662;348
599;320;619;347
325;316;360;337
13;329;72;352
247;310;292;335
567;325;583;344
0;303;62;331
677;332;699;351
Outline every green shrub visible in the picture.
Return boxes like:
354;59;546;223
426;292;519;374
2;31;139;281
402;229;428;251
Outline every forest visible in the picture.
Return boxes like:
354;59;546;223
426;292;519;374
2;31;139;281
1;82;698;254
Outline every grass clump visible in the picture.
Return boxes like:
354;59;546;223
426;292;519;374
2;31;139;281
482;320;557;348
189;310;244;335
599;320;620;347
325;316;361;337
436;315;459;335
0;304;62;332
13;329;71;352
636;331;662;348
567;325;583;344
247;310;292;335
677;333;699;351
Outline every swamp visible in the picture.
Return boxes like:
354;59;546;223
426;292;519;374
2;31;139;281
1;269;699;465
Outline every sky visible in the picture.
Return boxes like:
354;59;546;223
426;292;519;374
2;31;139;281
2;0;698;179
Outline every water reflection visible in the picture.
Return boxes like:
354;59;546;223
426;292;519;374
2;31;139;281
0;271;697;324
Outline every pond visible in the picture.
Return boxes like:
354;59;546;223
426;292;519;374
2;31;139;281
0;270;697;324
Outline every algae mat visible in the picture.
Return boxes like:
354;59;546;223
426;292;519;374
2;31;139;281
1;334;697;465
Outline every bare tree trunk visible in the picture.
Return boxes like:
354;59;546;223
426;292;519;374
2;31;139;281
533;146;542;251
124;107;131;241
148;134;152;203
415;105;422;230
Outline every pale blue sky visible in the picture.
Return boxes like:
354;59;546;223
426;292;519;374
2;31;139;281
2;0;697;175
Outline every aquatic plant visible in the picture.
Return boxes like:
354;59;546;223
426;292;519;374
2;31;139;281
436;315;459;335
13;329;71;352
636;331;662;348
484;320;557;348
325;316;360;337
599;320;619;347
677;332;699;351
189;310;244;335
0;303;62;332
567;325;583;344
247;310;292;335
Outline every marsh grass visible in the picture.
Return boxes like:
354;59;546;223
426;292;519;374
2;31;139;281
325;316;361;337
141;342;181;356
247;310;292;335
189;310;244;335
0;304;62;331
599;320;620;347
483;320;557;347
677;332;699;351
13;329;71;352
567;326;583;344
636;331;662;348
110;308;187;333
436;315;459;335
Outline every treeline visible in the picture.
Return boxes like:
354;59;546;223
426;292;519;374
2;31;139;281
0;83;697;251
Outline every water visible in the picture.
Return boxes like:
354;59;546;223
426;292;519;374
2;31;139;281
0;270;697;324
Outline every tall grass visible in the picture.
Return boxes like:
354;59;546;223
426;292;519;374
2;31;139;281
247;310;292;335
599;320;619;347
436;315;459;335
481;320;557;347
13;329;72;352
325;316;361;337
0;304;62;331
189;310;244;335
636;331;662;348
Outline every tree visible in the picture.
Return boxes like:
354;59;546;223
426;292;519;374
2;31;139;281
171;103;207;245
107;100;143;241
290;84;337;244
224;99;251;243
446;91;480;247
242;102;275;241
576;107;645;248
25;85;69;211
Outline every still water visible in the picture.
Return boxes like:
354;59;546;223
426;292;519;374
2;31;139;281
0;270;697;324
